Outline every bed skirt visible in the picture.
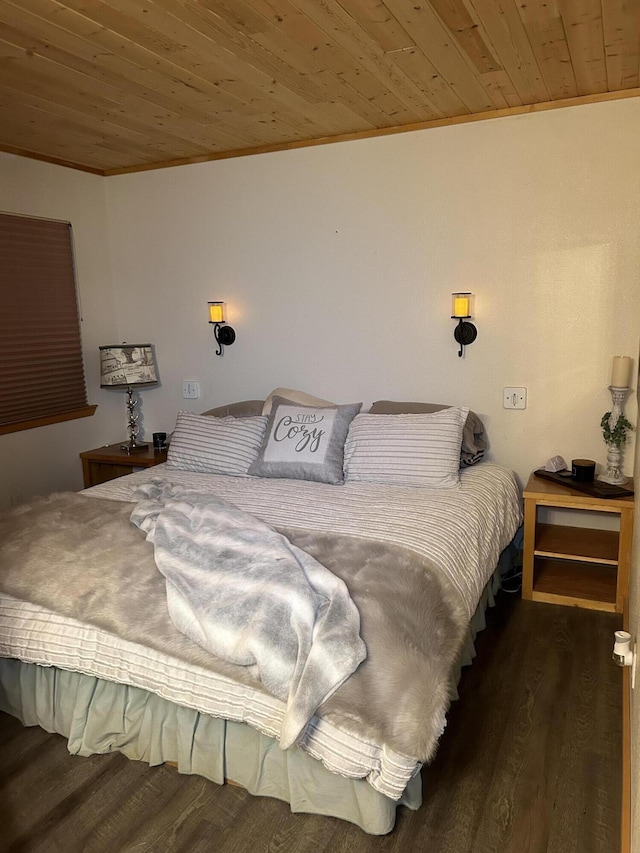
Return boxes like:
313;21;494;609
0;555;508;835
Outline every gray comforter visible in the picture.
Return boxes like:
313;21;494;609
129;480;366;749
0;490;468;762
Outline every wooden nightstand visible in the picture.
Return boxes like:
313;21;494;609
522;473;634;613
80;442;168;488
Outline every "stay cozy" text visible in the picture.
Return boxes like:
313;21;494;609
274;414;326;453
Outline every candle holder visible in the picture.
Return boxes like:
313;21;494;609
598;386;632;485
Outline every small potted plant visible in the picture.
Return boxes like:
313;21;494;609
601;411;633;449
599;410;634;485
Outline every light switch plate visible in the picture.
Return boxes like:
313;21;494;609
504;387;527;409
182;380;200;399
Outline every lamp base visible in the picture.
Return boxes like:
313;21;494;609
120;441;149;454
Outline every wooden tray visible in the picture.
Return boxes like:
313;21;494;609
533;469;634;499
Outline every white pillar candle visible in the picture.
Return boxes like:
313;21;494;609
611;356;632;387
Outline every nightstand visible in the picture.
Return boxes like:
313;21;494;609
80;442;167;489
522;473;634;613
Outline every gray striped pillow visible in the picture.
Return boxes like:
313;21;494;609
167;411;268;476
343;408;468;489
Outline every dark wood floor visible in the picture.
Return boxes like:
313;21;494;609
0;594;621;853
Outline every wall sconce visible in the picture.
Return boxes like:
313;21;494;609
208;302;236;356
451;292;477;357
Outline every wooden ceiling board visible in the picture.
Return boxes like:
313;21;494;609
467;0;550;104
271;0;436;121
602;0;640;90
382;0;499;112
517;0;578;100
478;68;521;110
0;0;638;174
428;0;502;75
335;0;415;52
236;0;426;123
386;45;467;117
560;0;607;96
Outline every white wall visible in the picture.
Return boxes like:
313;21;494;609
105;98;640;486
2;99;639;502
0;154;121;507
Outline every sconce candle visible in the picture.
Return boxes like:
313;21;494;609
208;302;225;324
452;294;470;318
611;355;632;388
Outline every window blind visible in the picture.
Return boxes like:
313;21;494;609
0;213;95;434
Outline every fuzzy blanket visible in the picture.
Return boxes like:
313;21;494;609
0;491;468;761
129;480;366;748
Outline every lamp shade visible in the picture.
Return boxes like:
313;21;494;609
99;344;158;387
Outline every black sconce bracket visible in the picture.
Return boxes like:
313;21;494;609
211;322;236;356
453;318;477;358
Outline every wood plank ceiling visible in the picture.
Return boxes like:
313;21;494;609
0;0;639;175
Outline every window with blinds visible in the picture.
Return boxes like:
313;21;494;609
0;213;96;435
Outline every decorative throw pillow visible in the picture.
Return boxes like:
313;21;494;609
369;400;487;466
167;411;268;476
343;408;469;489
262;387;335;416
249;396;361;484
200;400;265;418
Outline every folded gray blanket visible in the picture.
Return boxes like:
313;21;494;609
130;481;366;748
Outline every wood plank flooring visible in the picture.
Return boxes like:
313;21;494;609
0;594;621;853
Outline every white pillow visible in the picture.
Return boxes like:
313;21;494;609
262;387;334;416
343;408;469;489
167;411;268;476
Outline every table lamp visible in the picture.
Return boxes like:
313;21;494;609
99;343;158;453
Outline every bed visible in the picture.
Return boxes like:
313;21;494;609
0;393;522;834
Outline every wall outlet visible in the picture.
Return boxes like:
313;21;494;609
504;387;527;409
182;380;200;399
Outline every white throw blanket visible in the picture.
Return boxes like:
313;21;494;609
130;480;366;749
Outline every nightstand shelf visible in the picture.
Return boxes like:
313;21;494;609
532;558;617;609
522;473;634;614
80;442;167;488
534;523;619;564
